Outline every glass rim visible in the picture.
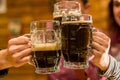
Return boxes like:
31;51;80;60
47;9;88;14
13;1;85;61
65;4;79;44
30;20;60;24
54;0;80;6
54;0;81;12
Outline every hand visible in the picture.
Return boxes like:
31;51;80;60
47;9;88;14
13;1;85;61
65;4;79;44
90;31;111;71
7;36;32;68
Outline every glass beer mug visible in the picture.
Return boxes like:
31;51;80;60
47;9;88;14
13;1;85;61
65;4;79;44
53;0;92;69
61;14;93;69
30;20;61;74
53;0;81;23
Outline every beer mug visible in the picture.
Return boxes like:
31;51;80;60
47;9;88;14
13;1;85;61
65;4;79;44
30;20;61;74
61;14;93;69
53;0;81;23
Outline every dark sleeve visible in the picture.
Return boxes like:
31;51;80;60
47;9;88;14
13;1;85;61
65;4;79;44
0;49;8;78
0;69;9;78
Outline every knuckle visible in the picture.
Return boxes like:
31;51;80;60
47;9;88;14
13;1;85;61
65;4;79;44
11;54;18;60
8;38;16;45
8;46;15;53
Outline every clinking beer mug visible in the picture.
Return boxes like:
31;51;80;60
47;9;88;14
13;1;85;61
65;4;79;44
61;14;93;69
53;0;92;69
30;20;61;74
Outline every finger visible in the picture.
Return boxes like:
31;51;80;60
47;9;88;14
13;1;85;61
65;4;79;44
93;35;108;47
93;32;109;41
14;55;32;67
8;44;31;54
11;48;32;61
92;27;99;32
23;34;30;39
92;41;106;53
92;48;101;57
88;55;95;61
8;36;30;45
91;49;102;64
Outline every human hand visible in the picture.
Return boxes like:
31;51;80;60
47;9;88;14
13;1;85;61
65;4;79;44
7;36;32;68
90;30;111;71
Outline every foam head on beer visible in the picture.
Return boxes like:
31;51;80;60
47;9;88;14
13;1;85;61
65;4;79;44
32;41;61;51
32;43;56;51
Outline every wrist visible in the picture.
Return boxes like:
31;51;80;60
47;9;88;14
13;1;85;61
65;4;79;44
98;54;110;71
0;49;13;70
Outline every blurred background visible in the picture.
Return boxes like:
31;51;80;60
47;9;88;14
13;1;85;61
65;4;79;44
0;0;109;80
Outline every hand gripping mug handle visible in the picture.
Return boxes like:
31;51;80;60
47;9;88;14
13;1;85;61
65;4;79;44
23;34;35;66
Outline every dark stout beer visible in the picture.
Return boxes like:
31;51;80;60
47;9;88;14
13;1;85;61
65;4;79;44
61;20;92;63
32;43;61;68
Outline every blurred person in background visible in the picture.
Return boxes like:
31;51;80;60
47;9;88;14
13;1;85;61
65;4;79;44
107;0;120;61
96;0;120;79
48;0;107;80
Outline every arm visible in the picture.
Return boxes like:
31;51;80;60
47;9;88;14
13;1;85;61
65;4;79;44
0;36;32;77
91;31;110;71
90;31;111;78
0;49;9;77
98;55;120;80
7;36;32;68
0;49;12;70
91;31;120;79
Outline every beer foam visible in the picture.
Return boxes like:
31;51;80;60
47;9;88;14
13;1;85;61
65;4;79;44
53;15;62;19
32;42;61;51
62;20;92;24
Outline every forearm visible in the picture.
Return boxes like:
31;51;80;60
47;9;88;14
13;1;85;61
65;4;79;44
98;55;120;80
92;52;110;72
97;54;110;71
0;49;12;70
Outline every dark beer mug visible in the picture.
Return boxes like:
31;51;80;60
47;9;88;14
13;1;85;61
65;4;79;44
61;14;93;69
30;20;61;74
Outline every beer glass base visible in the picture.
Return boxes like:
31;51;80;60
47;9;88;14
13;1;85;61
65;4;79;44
64;61;89;69
35;67;60;74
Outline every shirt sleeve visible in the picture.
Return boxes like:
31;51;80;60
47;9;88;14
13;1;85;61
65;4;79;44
0;49;9;78
0;69;8;78
98;55;120;80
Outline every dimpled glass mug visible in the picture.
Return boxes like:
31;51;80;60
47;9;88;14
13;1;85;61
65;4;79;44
53;0;92;69
30;20;61;74
61;14;93;69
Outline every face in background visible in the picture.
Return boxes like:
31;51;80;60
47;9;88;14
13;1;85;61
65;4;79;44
76;0;90;14
113;0;120;26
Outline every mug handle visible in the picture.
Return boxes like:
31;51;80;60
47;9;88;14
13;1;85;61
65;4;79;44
23;34;35;66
